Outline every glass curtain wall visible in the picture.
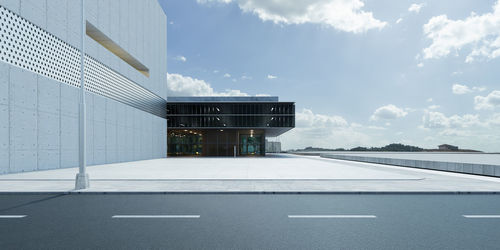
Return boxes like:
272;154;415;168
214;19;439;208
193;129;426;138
239;134;263;155
167;130;203;156
168;129;265;156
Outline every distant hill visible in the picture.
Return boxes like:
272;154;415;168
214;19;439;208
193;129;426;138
296;146;345;152
291;143;424;152
289;143;482;153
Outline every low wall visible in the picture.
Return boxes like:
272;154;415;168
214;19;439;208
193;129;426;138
290;152;323;156
320;154;500;177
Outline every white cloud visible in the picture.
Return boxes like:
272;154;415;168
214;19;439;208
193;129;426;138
174;55;187;62
367;125;386;130
449;114;483;128
223;73;231;78
422;2;500;62
213;70;219;74
167;73;251;96
167;73;213;96
405;107;417;113
426;98;433;102
408;3;425;13
218;89;248;96
296;108;349;128
452;83;486;95
419;111;500;151
280;108;378;150
438;129;471;137
351;123;362;128
417;62;424;67
422;111;448;128
267;74;277;79
241;75;252;80
428;105;440;110
474;90;500;110
422;111;483;129
370;104;408;121
396;18;403;24
279;109;499;151
452;84;469;94
198;0;387;33
488;113;500;126
197;0;232;3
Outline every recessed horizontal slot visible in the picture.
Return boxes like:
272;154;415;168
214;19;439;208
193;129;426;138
86;21;149;77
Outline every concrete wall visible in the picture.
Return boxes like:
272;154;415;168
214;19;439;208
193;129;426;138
0;0;167;174
321;154;500;177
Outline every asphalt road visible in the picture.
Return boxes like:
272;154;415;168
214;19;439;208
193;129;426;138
1;194;500;249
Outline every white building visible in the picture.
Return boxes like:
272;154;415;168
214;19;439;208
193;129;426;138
0;0;167;174
265;139;282;153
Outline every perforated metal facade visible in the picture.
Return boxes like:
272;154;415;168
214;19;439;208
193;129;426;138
0;5;166;118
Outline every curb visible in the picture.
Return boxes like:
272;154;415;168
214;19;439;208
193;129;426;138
0;191;500;195
0;178;425;181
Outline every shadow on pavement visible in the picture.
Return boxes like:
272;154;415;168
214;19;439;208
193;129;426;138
0;194;66;212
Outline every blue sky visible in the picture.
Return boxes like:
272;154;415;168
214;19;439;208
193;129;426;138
158;0;500;152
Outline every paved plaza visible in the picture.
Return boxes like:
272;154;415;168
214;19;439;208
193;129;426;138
0;154;499;192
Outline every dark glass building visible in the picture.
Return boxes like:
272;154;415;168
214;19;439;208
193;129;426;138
167;96;295;156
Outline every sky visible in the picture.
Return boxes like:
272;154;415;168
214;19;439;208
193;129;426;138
157;0;500;152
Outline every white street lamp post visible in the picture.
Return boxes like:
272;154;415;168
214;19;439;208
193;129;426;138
75;0;89;189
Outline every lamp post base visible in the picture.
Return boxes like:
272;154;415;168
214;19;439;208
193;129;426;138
75;173;90;190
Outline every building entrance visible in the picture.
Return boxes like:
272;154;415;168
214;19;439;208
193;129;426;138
168;129;265;156
239;134;262;155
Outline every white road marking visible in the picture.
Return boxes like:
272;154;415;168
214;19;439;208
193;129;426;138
0;215;27;218
288;215;376;219
463;215;500;218
112;215;200;219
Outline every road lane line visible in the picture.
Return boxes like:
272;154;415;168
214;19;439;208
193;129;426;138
463;215;500;218
0;215;27;218
288;215;376;219
112;215;200;219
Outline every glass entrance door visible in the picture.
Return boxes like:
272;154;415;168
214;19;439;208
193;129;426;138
239;134;262;155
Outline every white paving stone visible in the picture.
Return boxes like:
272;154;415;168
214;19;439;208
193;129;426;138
0;154;498;192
